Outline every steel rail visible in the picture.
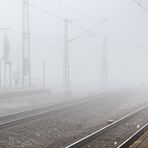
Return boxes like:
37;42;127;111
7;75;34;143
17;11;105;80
0;89;145;136
0;89;132;129
117;123;148;148
0;93;109;129
65;105;148;148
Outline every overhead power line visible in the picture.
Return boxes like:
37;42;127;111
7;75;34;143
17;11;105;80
69;19;107;42
20;0;107;42
22;1;106;23
23;1;64;21
132;0;148;13
56;0;100;21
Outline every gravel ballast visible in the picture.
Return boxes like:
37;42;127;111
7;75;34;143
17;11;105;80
0;88;148;148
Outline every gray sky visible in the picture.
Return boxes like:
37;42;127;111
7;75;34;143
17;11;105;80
0;0;148;92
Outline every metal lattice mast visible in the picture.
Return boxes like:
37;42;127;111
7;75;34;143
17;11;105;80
0;28;10;89
22;0;31;88
64;19;71;97
3;30;9;89
0;60;1;88
43;60;45;89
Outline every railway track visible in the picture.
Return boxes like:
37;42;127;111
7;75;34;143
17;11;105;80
0;93;105;130
0;100;83;129
0;90;131;130
65;105;148;148
118;123;148;148
0;89;147;148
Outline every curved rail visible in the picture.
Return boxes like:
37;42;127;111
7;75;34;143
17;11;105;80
118;123;148;148
0;93;104;129
65;105;148;148
0;91;128;129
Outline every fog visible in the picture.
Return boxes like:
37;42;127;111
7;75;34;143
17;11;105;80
1;2;148;147
0;0;148;94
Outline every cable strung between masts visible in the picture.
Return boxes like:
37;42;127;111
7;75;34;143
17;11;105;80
21;0;64;21
56;0;100;21
132;0;148;13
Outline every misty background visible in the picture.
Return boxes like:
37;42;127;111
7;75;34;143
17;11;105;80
0;0;148;94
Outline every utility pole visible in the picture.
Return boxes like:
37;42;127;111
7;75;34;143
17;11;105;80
0;28;10;89
43;60;45;89
22;0;31;88
64;19;71;97
102;36;108;90
0;59;1;89
9;62;12;88
63;19;106;96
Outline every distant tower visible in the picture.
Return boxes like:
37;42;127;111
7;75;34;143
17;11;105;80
0;28;11;89
0;60;1;88
22;0;31;88
43;60;45;89
64;19;71;97
102;36;108;89
3;30;10;89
